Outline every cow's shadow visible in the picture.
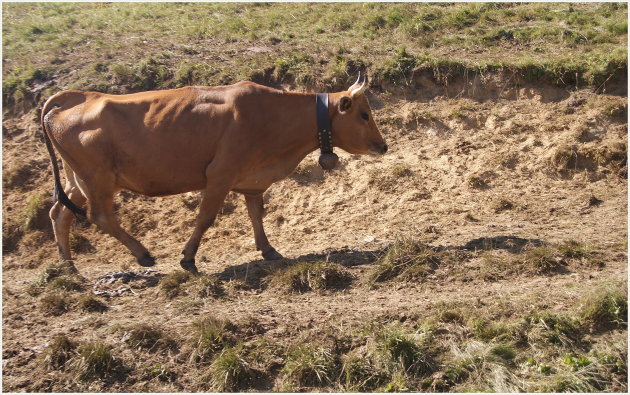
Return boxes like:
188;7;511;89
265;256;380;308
454;235;544;254
214;247;385;290
213;235;548;289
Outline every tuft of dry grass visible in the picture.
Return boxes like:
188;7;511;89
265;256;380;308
48;276;83;292
39;293;72;316
189;317;237;364
69;342;117;381
579;282;627;331
22;192;49;231
123;323;177;351
467;175;488;189
36;261;79;284
204;344;253;391
279;344;338;390
77;295;108;313
268;261;354;293
519;245;565;274
369;237;440;283
69;232;95;253
160;270;192;298
41;335;76;369
183;274;224;299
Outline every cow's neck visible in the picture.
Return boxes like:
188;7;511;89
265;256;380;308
276;90;328;158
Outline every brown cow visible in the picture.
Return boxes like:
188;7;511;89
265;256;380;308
42;76;387;274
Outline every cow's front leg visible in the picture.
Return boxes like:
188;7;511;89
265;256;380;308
244;193;283;261
180;181;231;274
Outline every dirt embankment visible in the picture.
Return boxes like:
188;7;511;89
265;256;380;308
2;74;627;391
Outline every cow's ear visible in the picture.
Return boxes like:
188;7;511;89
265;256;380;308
339;96;352;113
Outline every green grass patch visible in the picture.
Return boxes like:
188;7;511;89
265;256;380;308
189;317;237;364
579;282;628;330
279;344;338;390
2;3;627;114
204;345;253;391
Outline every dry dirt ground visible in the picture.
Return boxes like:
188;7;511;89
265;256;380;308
2;78;628;391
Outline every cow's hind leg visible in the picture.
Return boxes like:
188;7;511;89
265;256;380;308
244;193;283;260
49;180;87;262
84;184;156;267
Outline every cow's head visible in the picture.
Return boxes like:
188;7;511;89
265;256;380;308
329;75;388;156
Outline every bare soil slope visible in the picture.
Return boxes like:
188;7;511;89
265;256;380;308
2;79;628;392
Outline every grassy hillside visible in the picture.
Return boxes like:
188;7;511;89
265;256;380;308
2;2;628;111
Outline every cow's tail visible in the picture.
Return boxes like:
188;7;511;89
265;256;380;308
41;99;87;217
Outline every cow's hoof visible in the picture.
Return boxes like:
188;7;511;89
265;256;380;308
262;248;283;261
138;255;156;267
180;259;199;275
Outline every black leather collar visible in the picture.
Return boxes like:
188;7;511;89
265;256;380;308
315;93;339;170
315;93;333;154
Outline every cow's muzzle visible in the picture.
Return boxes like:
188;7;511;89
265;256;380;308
369;142;388;155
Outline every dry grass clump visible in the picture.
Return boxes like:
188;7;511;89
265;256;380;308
551;145;587;172
48;276;84;292
189;317;237;364
374;326;435;376
68;342;116;381
392;164;413;178
369;237;441;283
41;335;76;369
558;239;593;259
516;312;583;349
203;345;253;391
492;198;514;213
440;340;521;392
37;261;79;283
279;344;338;391
268;261;354;293
160;270;192;298
40;293;72;316
123;323;177;351
579;282;627;331
368;166;414;191
28;262;83;296
22;192;50;231
338;323;435;391
479;252;513;281
519;245;565;274
77;295;108;313
183;274;224;298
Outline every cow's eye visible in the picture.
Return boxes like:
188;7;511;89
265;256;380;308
361;113;369;121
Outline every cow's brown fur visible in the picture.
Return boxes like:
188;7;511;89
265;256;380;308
42;81;387;273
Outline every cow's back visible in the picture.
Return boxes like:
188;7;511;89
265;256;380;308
45;83;276;196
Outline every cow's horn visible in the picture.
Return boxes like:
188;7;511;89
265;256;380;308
350;75;368;97
347;72;362;92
